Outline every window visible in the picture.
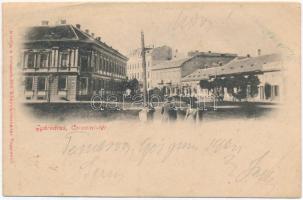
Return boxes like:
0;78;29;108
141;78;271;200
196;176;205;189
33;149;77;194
91;55;96;71
61;53;68;67
98;80;103;90
260;86;264;99
40;53;48;68
274;85;279;97
105;60;108;72
58;76;67;91
100;58;104;73
25;77;33;91
37;77;47;91
27;53;35;68
79;77;88;95
80;56;88;71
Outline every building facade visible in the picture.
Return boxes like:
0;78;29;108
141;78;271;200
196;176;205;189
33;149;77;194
126;45;172;89
21;20;128;102
181;53;283;102
150;51;237;96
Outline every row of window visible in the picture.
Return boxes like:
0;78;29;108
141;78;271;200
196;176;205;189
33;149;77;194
127;61;151;71
24;75;126;97
24;51;127;77
92;79;124;91
128;71;151;80
25;76;68;92
24;52;74;69
90;55;126;76
259;85;279;99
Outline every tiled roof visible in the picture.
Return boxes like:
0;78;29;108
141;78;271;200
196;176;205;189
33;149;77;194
25;25;78;41
151;57;191;70
24;25;127;60
182;53;281;82
151;51;238;71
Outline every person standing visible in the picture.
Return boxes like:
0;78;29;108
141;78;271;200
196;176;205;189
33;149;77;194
185;103;197;122
161;100;177;122
161;100;171;122
147;102;155;121
139;107;148;122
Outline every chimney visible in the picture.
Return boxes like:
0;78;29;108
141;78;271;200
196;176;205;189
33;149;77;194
41;20;49;26
96;37;101;41
85;29;90;34
257;49;261;56
60;19;66;25
91;33;95;38
76;24;81;29
247;54;250;58
208;51;212;53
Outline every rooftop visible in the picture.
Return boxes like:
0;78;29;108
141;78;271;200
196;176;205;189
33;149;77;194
151;51;237;70
24;23;127;60
182;53;282;82
151;57;191;70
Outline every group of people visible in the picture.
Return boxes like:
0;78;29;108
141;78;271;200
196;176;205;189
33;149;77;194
139;100;204;123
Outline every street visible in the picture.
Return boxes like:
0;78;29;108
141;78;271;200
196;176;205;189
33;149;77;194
23;101;278;122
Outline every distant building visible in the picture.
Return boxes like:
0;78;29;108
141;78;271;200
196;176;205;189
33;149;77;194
181;53;283;102
126;45;172;89
21;20;128;102
150;51;237;95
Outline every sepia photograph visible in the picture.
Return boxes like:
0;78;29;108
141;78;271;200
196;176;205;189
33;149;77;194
2;2;301;197
20;6;284;123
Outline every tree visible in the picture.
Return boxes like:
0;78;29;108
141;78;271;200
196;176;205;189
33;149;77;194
126;78;139;96
247;75;260;97
119;80;128;92
149;87;162;96
199;74;261;101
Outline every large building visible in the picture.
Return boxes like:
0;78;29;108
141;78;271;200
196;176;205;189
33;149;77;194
150;51;237;95
21;20;128;102
181;53;283;102
126;45;173;89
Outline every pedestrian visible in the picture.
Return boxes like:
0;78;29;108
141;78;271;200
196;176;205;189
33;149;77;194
161;99;171;122
168;103;177;121
185;103;197;122
139;106;148;122
147;102;155;121
161;99;177;122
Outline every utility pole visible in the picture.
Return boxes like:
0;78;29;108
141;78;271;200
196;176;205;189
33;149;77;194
141;31;148;106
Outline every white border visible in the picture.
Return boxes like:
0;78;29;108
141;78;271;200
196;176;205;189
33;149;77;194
0;1;301;200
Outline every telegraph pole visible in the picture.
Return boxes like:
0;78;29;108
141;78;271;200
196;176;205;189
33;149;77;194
141;31;148;106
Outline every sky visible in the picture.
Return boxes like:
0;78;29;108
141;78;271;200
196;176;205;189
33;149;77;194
7;3;299;57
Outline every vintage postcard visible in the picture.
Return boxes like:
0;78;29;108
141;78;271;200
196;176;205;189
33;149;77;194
2;2;301;197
